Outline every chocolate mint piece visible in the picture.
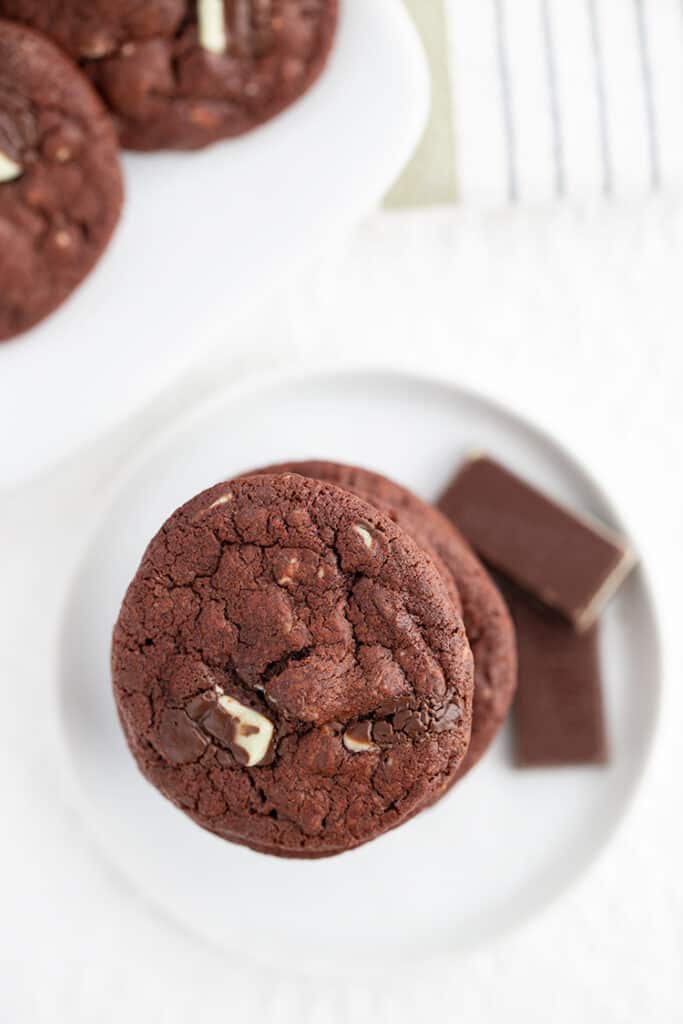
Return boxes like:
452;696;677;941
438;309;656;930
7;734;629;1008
509;591;607;767
439;455;635;630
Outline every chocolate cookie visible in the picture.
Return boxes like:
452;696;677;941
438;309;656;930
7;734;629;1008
255;462;517;778
112;474;474;857
0;1;339;150
0;21;123;341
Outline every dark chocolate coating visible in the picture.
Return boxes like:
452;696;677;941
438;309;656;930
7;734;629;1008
257;461;517;779
0;1;339;150
112;474;474;857
507;589;607;767
0;20;123;341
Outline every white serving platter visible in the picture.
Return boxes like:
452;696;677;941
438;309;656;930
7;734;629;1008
0;0;429;487
58;367;661;977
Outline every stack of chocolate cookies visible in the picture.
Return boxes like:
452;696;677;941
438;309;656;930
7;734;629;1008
112;464;517;858
0;2;339;339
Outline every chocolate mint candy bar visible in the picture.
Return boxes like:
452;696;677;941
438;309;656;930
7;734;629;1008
507;591;607;767
438;455;635;631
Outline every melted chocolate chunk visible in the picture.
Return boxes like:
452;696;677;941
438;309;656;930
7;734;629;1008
157;708;208;765
344;720;373;746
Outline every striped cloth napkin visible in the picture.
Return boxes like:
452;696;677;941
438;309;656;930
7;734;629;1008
392;0;681;206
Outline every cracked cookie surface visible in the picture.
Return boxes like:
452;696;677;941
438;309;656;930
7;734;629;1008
0;1;339;150
0;20;123;341
112;473;474;857
256;461;517;779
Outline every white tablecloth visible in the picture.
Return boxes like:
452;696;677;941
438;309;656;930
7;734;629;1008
1;198;681;1022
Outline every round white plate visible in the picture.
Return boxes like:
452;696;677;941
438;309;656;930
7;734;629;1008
59;368;661;976
0;0;428;487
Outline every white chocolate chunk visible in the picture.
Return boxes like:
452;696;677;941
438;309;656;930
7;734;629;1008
343;732;377;754
54;230;72;249
277;557;299;585
198;0;228;54
209;492;233;508
79;32;115;58
352;524;373;549
193;491;234;520
216;689;274;766
0;150;22;183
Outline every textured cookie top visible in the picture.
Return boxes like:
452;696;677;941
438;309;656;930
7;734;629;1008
257;461;517;779
0;20;123;341
112;473;473;856
0;1;185;59
0;1;339;150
